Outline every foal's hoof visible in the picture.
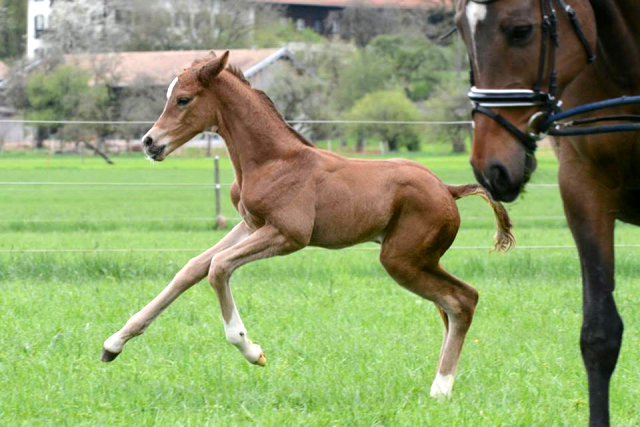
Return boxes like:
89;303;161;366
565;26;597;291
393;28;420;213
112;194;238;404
253;352;267;367
100;348;120;362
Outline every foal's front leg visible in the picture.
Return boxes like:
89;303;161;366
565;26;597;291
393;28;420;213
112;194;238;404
101;222;251;362
207;225;303;366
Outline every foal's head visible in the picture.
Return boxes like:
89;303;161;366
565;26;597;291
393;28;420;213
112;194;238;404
142;51;230;161
456;0;596;201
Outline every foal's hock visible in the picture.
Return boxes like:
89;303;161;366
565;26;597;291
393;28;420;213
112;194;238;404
101;51;514;399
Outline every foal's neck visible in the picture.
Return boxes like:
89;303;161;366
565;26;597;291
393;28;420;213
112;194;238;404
212;73;308;183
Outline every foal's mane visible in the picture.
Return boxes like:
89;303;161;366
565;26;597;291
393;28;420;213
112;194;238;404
192;54;315;148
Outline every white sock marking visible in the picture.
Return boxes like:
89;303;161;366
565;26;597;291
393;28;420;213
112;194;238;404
166;77;178;100
103;333;124;354
430;373;455;398
224;308;263;363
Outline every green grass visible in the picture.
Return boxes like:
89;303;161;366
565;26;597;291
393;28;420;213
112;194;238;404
0;149;638;426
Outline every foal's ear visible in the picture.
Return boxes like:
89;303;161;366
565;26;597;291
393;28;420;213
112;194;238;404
197;51;230;87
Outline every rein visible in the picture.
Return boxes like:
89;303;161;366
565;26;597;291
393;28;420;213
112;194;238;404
467;0;640;153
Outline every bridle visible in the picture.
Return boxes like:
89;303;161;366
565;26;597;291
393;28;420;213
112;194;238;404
466;0;640;155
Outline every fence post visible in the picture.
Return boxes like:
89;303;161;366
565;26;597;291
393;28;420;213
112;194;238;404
214;155;227;229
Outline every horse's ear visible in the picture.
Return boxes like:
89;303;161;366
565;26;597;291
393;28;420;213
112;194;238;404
197;51;229;87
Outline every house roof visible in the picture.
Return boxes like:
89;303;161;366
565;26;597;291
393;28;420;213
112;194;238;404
0;60;9;80
257;0;453;9
64;48;292;87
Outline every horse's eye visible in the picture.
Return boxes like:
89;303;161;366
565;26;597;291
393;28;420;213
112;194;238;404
506;25;534;45
177;97;191;107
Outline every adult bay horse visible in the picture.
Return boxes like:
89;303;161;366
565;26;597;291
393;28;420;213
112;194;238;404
101;51;514;399
455;0;639;425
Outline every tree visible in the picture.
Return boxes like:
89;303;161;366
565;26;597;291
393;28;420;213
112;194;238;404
0;0;27;59
368;34;448;101
335;50;394;111
115;76;166;145
44;0;129;55
332;1;401;47
423;39;472;153
347;90;421;152
25;65;114;161
266;64;336;141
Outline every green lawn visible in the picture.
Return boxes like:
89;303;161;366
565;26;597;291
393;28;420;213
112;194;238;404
0;149;638;426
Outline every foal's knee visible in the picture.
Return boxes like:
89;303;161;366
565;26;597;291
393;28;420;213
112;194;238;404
208;255;231;289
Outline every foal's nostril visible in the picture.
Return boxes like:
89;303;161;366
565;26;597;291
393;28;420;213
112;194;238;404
143;136;153;147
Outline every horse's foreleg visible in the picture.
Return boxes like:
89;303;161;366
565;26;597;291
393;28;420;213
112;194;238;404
563;198;621;427
101;222;251;362
207;225;303;366
558;158;623;427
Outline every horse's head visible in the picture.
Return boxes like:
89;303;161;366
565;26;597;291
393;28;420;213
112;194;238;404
456;0;596;201
142;51;230;161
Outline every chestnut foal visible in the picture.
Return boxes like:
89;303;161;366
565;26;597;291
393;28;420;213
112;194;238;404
101;51;514;398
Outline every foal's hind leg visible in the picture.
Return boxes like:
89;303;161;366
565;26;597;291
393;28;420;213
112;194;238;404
380;235;478;399
207;225;304;366
101;222;251;362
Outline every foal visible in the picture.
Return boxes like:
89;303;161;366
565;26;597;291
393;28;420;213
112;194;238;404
101;51;514;398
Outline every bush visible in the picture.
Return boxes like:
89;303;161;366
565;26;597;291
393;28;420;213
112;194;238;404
347;90;421;152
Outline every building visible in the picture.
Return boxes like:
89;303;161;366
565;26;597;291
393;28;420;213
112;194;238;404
26;0;455;59
64;47;299;91
26;0;53;59
257;0;453;34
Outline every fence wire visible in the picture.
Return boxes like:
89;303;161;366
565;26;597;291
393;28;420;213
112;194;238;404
0;119;473;126
1;245;639;254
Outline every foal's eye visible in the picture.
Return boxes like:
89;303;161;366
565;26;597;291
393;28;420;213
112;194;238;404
177;97;191;107
506;25;534;45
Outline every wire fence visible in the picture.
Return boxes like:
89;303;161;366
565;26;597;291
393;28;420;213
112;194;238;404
3;117;635;255
1;245;639;254
0;119;474;126
0;181;560;188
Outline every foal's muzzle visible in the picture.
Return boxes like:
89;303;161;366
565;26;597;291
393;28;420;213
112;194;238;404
141;135;167;161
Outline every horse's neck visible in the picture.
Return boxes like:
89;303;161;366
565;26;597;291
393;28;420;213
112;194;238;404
213;76;304;182
589;0;640;93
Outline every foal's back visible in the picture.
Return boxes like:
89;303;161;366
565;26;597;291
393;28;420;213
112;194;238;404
308;149;459;249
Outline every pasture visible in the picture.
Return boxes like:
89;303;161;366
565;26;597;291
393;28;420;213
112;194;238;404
0;149;638;426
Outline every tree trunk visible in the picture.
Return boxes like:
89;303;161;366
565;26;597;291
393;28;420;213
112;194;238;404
34;127;47;149
451;130;466;153
387;137;399;152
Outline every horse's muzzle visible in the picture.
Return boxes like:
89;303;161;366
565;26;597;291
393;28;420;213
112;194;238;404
474;160;523;203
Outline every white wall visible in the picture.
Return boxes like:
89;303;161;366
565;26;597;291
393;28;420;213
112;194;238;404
26;0;53;59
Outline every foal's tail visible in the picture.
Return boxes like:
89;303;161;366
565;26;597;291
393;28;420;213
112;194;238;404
447;184;515;252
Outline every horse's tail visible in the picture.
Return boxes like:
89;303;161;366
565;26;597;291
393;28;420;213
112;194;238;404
447;184;515;252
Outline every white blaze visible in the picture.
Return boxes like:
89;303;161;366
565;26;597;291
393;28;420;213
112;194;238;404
166;77;178;100
466;2;488;71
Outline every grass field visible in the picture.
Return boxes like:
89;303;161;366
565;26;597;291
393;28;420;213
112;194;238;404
0;148;638;426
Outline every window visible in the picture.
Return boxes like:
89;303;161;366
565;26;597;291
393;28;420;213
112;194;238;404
296;18;305;31
34;15;45;39
331;20;339;34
